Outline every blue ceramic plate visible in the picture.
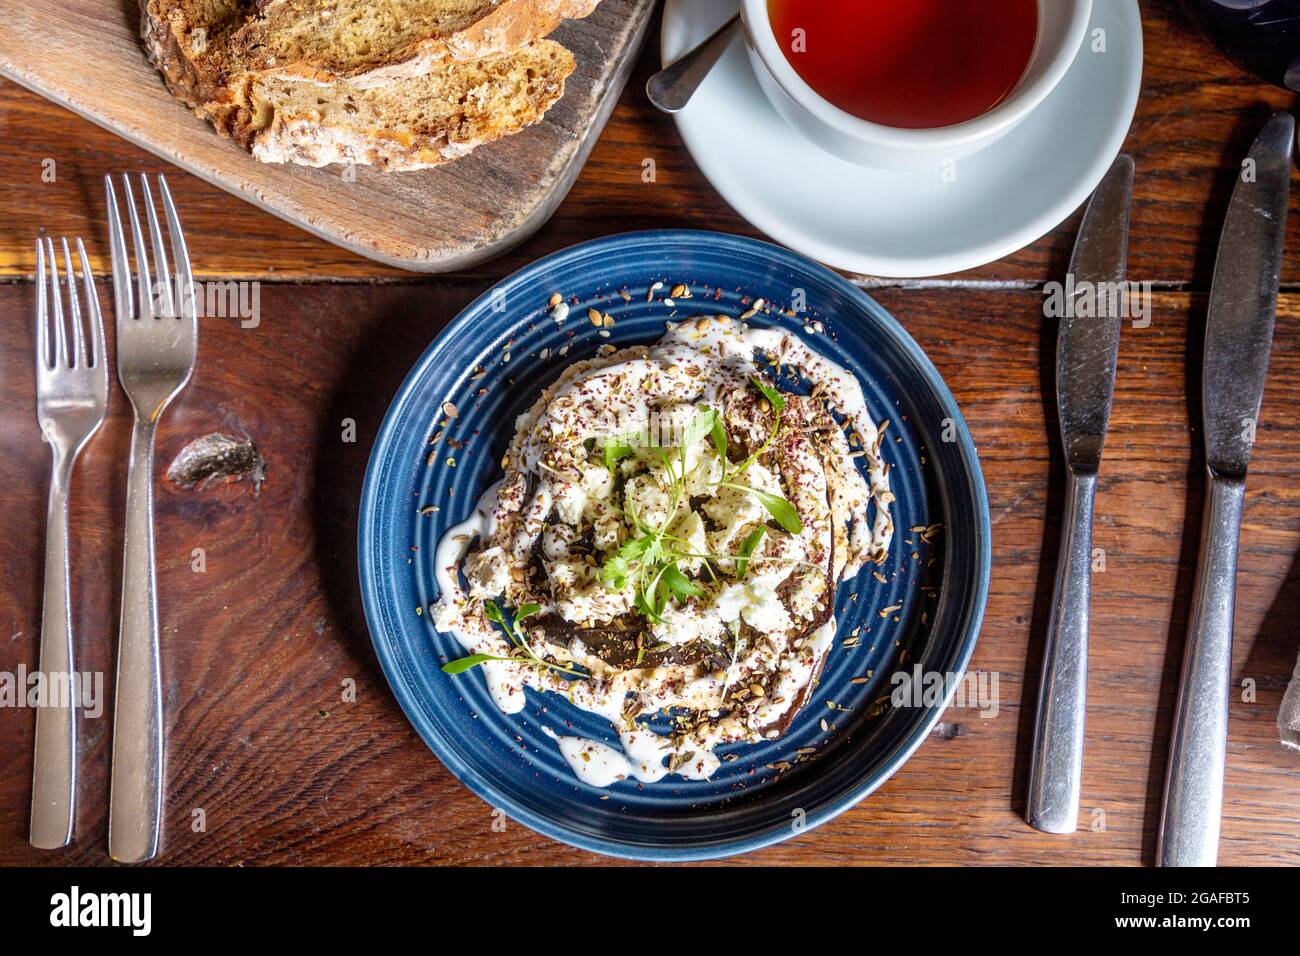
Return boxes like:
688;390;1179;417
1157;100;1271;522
359;231;991;860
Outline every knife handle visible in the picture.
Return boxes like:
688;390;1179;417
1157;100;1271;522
1158;476;1243;867
1027;469;1096;833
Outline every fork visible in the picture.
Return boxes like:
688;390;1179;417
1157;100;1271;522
30;236;109;849
105;173;197;863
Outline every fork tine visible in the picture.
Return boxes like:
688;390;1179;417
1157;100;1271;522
60;238;87;369
105;175;133;324
44;238;69;367
158;175;195;325
120;174;154;319
35;239;50;370
76;238;106;372
139;174;174;319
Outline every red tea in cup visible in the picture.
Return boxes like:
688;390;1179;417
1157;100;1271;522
767;0;1039;129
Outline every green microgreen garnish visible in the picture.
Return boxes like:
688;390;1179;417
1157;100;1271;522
663;561;704;601
600;532;660;592
603;438;634;475
596;388;805;622
722;376;787;482
735;527;767;578
442;600;586;678
442;654;506;674
750;375;787;412
679;406;719;451
597;407;712;619
718;482;804;535
710;413;728;463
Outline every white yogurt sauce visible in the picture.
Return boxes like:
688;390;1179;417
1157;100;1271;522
430;315;893;787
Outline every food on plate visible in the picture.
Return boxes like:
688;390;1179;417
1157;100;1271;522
140;0;600;170
431;303;895;786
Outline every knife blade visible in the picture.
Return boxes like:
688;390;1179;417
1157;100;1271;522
1027;154;1134;834
1058;154;1134;473
1159;111;1294;867
1202;114;1294;479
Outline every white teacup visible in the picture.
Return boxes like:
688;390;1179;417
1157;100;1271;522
740;0;1094;170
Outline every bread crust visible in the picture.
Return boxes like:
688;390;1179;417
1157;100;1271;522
223;0;600;87
141;0;255;131
141;0;211;112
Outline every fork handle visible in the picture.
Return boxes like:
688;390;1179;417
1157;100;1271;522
109;417;164;863
30;450;77;849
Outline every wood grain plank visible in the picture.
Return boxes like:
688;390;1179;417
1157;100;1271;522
0;284;1296;866
2;0;1300;284
0;0;655;272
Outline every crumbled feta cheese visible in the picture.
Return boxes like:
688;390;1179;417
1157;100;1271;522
703;485;765;555
741;583;795;635
552;480;587;526
624;474;671;528
465;546;508;598
591;507;624;552
547;556;584;591
651;603;725;647
542;523;575;561
747;529;805;591
713;583;749;622
710;581;794;635
555;578;633;625
788;569;829;620
744;461;784;497
579;462;613;498
431;599;459;631
686;448;722;495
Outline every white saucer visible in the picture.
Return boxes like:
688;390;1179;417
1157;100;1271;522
662;0;1143;278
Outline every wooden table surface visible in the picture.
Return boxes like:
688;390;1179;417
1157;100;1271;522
2;0;1298;866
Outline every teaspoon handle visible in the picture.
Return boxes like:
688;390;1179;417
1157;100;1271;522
646;14;741;113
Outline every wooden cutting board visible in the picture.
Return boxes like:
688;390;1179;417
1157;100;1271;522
0;0;655;272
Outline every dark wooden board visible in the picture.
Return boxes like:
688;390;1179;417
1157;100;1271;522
0;0;655;272
0;283;1296;866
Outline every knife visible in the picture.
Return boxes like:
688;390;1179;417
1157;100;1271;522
1158;111;1294;867
1026;154;1134;834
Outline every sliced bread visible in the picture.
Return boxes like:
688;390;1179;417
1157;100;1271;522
220;0;600;87
237;39;575;170
141;0;584;170
141;0;255;111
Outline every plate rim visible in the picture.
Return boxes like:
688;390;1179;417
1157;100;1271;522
662;0;1143;278
358;228;992;860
